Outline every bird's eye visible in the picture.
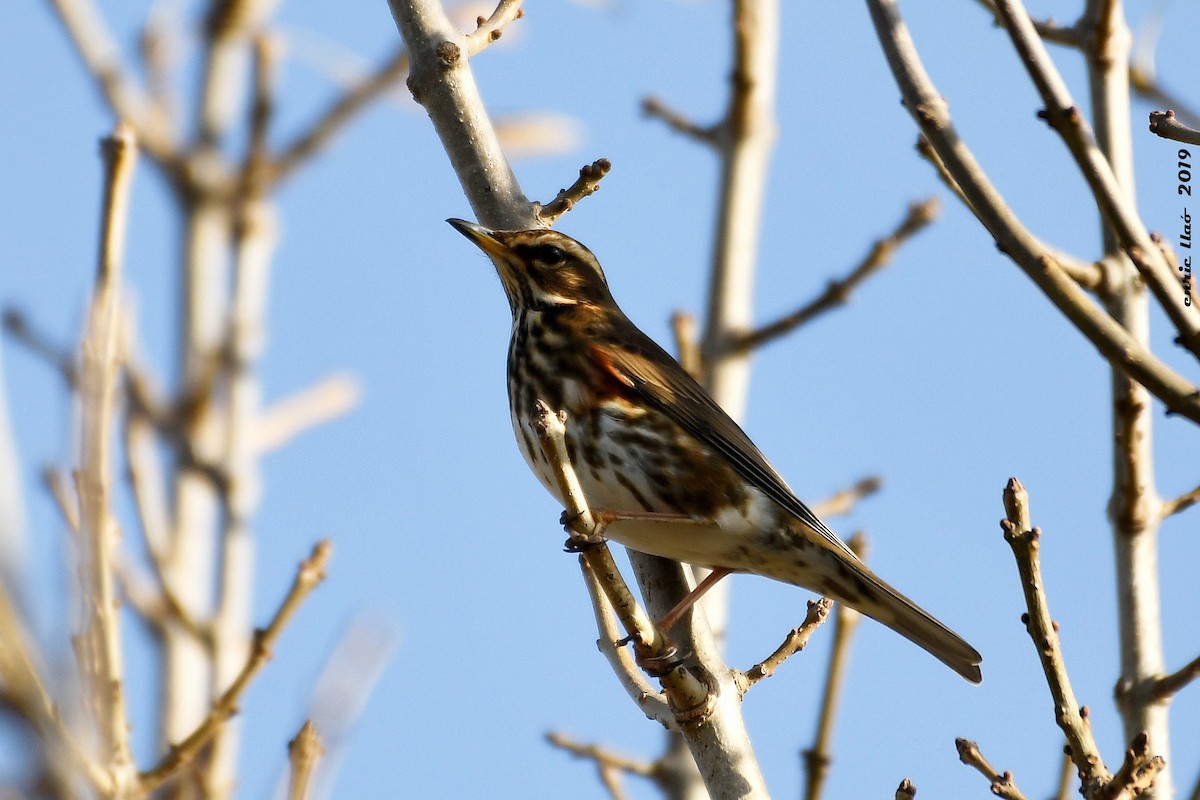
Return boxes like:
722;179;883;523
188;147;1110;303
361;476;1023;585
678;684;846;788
536;245;566;266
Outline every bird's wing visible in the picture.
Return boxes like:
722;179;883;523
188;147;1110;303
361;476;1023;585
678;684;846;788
590;318;859;560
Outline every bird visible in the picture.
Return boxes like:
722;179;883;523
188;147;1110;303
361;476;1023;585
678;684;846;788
448;218;982;683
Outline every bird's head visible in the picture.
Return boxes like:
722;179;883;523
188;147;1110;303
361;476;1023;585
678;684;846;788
448;219;615;313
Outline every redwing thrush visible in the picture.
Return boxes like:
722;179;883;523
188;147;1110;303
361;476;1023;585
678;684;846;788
449;218;982;683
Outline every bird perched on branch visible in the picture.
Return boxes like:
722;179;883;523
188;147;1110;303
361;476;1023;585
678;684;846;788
449;218;981;683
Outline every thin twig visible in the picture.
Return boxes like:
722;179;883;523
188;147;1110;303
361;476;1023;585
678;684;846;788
955;738;1029;800
1101;732;1165;800
45;0;177;166
139;540;332;793
1001;478;1110;795
536;159;612;225
913;138;1104;291
1148;110;1200;147
972;0;1082;46
641;96;718;145
286;721;324;800
734;199;939;354
991;0;1200;358
1053;747;1075;800
866;0;1200;423
802;533;867;800
809;477;882;520
255;374;361;455
271;47;411;187
78;122;139;784
579;556;674;730
735;598;831;693
546;731;657;800
1146;653;1200;701
465;0;524;56
1161;482;1200;518
1;310;77;386
670;311;702;381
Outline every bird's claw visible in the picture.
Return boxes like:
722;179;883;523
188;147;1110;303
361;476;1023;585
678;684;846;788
559;509;607;549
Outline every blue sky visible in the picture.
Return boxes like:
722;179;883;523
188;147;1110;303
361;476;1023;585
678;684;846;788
2;1;1199;798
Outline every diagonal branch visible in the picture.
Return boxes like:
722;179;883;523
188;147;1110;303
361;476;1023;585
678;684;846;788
734;597;831;693
465;0;524;57
1000;478;1111;795
955;738;1029;800
270;46;411;187
990;0;1200;358
1161;482;1200;518
536;159;612;226
1148;111;1200;147
139;540;332;793
734;198;939;354
866;0;1200;424
1146;653;1200;701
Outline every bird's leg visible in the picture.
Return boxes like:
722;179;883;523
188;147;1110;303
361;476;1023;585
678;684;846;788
656;567;732;633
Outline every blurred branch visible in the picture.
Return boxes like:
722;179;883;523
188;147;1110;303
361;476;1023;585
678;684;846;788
2;309;77;387
45;0;178;167
1131;11;1200;130
642;96;718;145
256;374;360;455
866;0;1200;423
271;46;412;187
1146;653;1200;701
734;597;831;693
536;159;612;226
77;123;138;784
801;533;867;800
286;721;324;800
1000;478;1112;796
1161;482;1200;518
955;738;1028;800
809;478;882;519
546;731;656;800
670;311;702;381
734;199;938;354
139;540;332;793
1053;748;1074;800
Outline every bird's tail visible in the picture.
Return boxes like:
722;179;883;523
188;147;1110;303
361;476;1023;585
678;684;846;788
761;528;983;683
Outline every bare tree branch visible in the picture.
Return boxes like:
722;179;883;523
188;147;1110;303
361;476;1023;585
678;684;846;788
1148;110;1200;146
139;540;332;793
546;731;657;800
271;47;411;187
801;533;867;800
1146;653;1200;701
77;122;139;788
955;738;1029;800
536;159;612;225
809;478;882;520
1161;482;1200;518
286;721;324;800
734;199;938;354
465;0;524;57
1000;478;1112;796
866;0;1200;424
734;598;831;693
642;96;718;145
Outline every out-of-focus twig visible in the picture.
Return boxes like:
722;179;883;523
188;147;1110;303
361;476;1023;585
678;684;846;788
801;533;867;800
546;731;657;800
139;540;332;793
286;721;324;800
734;198;939;354
809;478;883;520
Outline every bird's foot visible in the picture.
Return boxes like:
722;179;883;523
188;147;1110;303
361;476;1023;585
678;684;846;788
559;509;608;551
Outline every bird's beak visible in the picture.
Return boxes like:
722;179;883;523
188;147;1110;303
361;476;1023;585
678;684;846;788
447;218;511;260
